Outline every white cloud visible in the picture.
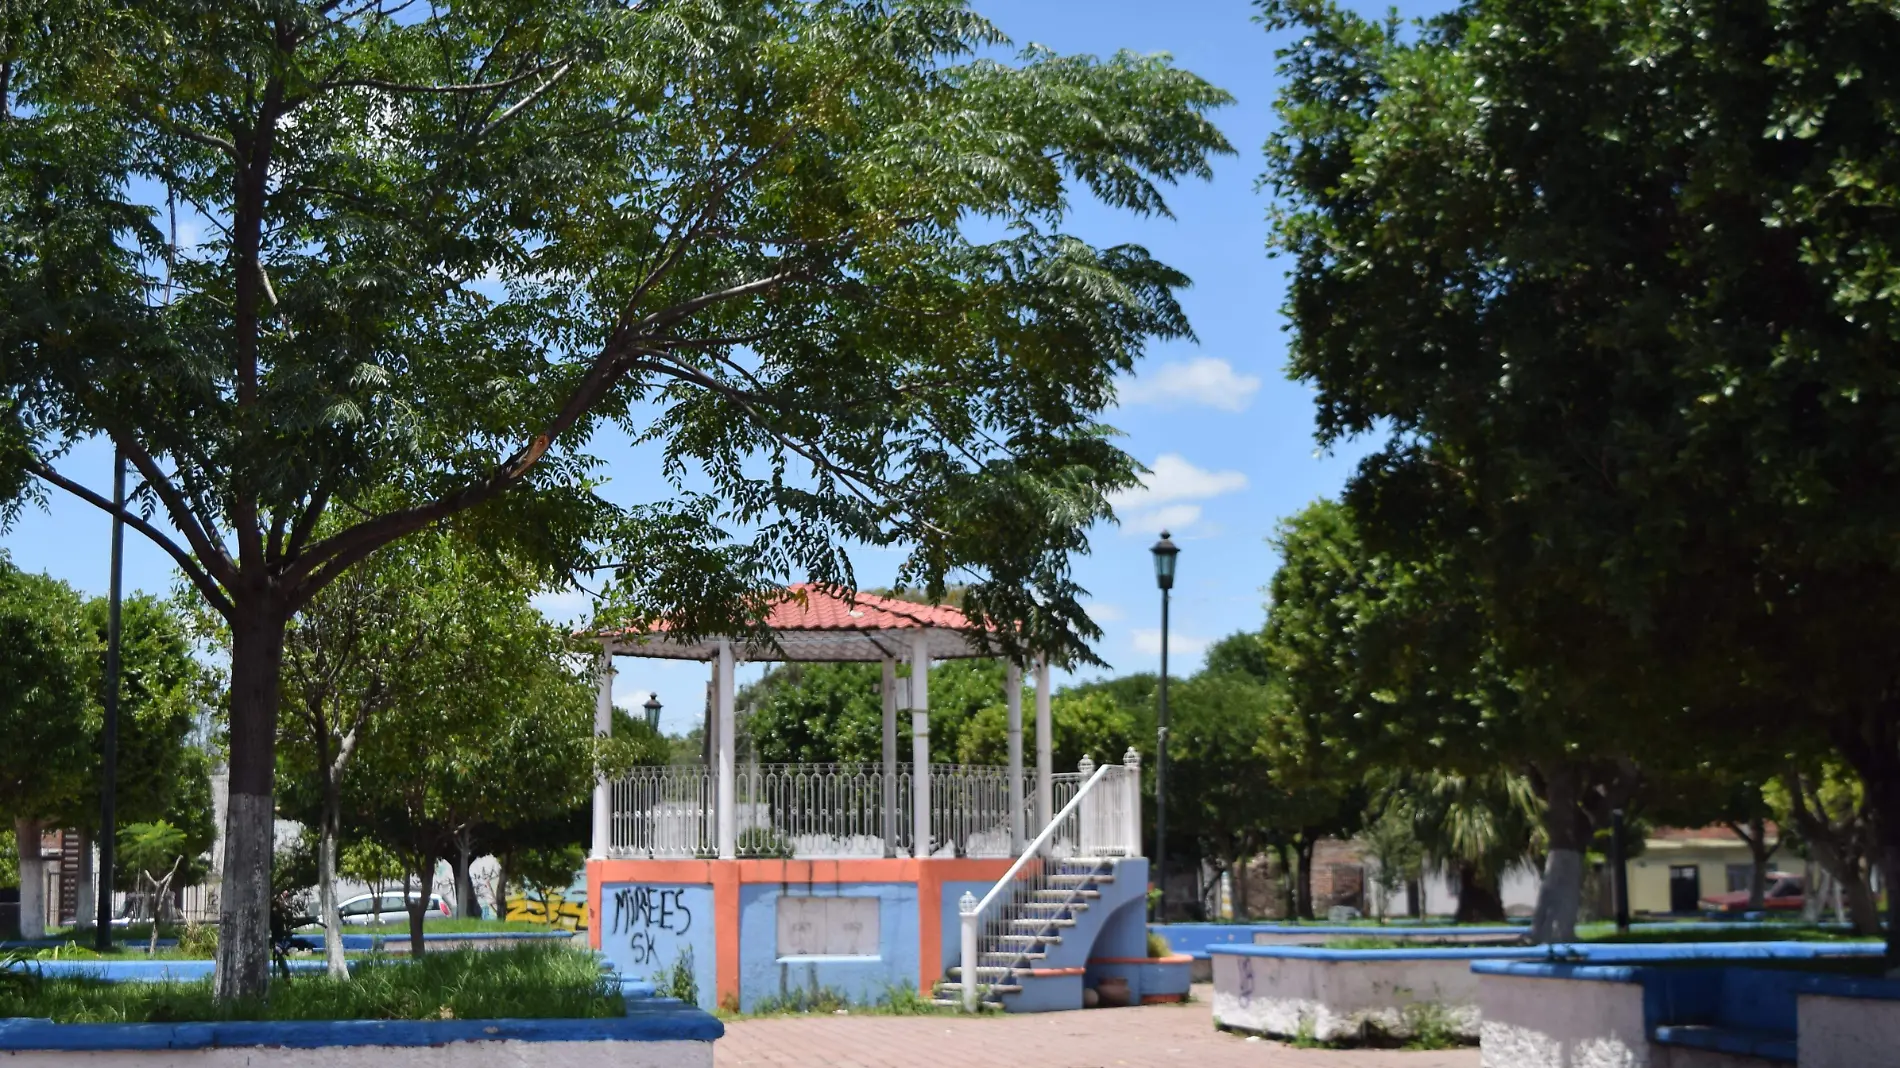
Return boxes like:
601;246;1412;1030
613;684;655;712
1109;454;1248;535
1086;602;1126;623
1118;357;1262;413
1131;628;1210;658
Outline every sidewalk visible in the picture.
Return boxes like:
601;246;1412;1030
714;989;1479;1068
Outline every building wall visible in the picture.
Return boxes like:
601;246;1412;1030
1627;840;1761;914
588;857;1013;1011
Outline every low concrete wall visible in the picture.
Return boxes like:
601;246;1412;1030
1475;964;1652;1068
0;996;722;1068
1796;976;1900;1068
1211;945;1545;1043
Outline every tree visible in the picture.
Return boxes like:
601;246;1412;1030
118;820;188;952
1162;671;1279;919
1387;769;1541;924
277;524;457;976
1766;757;1880;935
340;543;596;956
1261;0;1900;960
0;558;96;940
4;1;1231;995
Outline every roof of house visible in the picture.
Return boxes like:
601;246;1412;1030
599;583;997;663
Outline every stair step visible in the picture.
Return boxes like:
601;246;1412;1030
948;965;1022;978
937;981;1023;995
994;933;1061;944
1047;874;1112;885
980;951;1044;962
1030;889;1099;901
1007;918;1077;928
927;997;1005;1010
1017;901;1085;911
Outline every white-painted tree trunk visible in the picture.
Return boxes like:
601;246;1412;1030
1529;848;1583;943
215;792;276;999
317;814;347;979
14;818;44;941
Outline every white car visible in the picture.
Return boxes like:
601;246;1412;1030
334;892;452;925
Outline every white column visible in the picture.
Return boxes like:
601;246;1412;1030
1124;746;1144;858
1005;660;1024;854
716;640;737;860
1034;656;1053;829
881;657;898;858
910;632;932;858
590;645;615;860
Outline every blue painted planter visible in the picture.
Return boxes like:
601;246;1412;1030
0;984;722;1068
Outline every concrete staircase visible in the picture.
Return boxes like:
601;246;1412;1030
933;856;1146;1012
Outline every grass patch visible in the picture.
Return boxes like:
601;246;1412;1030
725;983;955;1019
0;944;621;1023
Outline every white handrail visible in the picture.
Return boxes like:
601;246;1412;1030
972;762;1113;917
959;756;1137;1011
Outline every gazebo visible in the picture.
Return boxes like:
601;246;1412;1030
588;583;1060;862
583;583;1145;1016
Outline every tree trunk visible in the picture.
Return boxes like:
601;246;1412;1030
14;818;44;940
1294;837;1316;920
1454;861;1507;923
1739;816;1773;910
318;785;347;980
492;853;512;919
1232;852;1249;919
1831;707;1900;965
1273;843;1294;919
406;866;428;956
453;830;478;919
214;602;287;1002
1530;763;1587;944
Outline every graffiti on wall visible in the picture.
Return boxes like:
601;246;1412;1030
504;891;587;931
600;882;716;1010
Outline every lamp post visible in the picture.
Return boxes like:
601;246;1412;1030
1150;531;1179;922
643;694;663;732
95;449;126;951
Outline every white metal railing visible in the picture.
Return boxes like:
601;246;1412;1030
608;763;1067;859
958;750;1143;1011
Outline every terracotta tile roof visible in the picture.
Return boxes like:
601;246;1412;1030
599;583;994;661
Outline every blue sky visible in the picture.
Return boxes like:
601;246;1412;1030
1;1;1446;737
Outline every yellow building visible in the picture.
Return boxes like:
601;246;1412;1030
1628;825;1782;914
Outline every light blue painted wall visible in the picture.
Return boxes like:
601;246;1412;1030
936;879;999;981
736;881;920;1012
599;881;717;1011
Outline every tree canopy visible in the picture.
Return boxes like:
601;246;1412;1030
1259;0;1900;950
1;0;1231;994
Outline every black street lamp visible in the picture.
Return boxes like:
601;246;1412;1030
1150;531;1179;922
643;694;663;732
96;450;126;950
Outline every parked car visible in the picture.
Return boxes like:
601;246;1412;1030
1700;873;1804;913
331;892;453;926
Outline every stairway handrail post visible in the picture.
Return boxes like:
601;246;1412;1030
1123;747;1143;858
959;891;980;1012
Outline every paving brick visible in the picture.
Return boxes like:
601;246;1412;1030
715;987;1479;1068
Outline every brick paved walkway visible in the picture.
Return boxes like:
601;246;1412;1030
715;988;1479;1068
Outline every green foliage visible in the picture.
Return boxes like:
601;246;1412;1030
118;822;187;885
0;945;618;1022
335;840;400;895
744;660;1009;766
177;923;218;959
3;0;1231;993
1147;931;1171;958
1260;0;1900;949
656;951;698;1005
0;829;15;889
736;827;794;860
0;557;97;824
510;846;584;905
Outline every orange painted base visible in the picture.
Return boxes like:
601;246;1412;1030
587;857;1013;1007
1141;993;1187;1004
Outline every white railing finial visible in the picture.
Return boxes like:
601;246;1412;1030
1123;747;1141;771
959;890;977;915
1078;753;1094;777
